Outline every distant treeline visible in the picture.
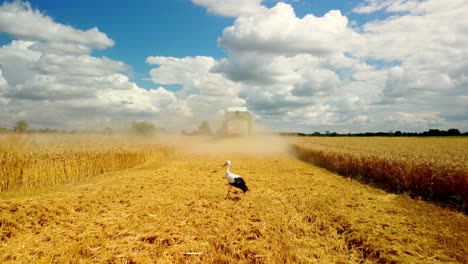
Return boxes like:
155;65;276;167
280;128;467;137
0;120;166;135
0;127;113;134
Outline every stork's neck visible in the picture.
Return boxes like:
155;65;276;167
225;164;231;174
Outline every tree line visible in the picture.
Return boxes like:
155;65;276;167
0;120;212;136
280;128;467;137
2;120;466;137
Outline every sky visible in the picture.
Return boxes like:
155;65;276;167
0;0;467;133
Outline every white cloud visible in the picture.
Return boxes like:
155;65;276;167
352;0;406;14
1;0;467;133
207;2;376;131
281;105;336;129
0;40;41;86
203;0;467;132
191;0;266;17
0;40;128;101
353;0;468;131
0;1;192;130
386;112;446;130
147;56;242;97
356;1;468;61
0;1;113;49
29;41;91;56
146;55;248;130
0;69;7;93
352;115;369;124
291;68;341;97
353;0;464;15
35;54;126;77
219;3;360;56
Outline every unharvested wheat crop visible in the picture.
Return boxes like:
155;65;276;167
291;137;468;212
0;134;174;192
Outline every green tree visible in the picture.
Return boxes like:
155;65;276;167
447;128;461;136
195;121;212;135
14;120;29;133
130;121;157;135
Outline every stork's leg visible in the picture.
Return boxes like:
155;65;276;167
225;186;231;199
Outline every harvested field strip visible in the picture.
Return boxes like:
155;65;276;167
1;153;467;263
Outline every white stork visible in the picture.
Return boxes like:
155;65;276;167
223;160;249;199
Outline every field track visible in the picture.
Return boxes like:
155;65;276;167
1;137;467;263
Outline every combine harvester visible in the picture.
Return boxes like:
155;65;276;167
221;107;252;136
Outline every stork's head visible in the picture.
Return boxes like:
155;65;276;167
223;160;231;167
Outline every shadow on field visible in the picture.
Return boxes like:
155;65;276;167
226;196;242;202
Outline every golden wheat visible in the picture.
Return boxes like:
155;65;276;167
0;134;175;192
290;137;468;212
0;137;467;263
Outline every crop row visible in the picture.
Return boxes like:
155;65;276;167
0;135;175;192
291;137;468;213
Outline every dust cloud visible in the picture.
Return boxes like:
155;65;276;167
182;135;292;157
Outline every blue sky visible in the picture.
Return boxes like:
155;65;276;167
6;0;368;90
0;0;467;132
10;0;234;89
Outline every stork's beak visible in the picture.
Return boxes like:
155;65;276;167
221;162;227;168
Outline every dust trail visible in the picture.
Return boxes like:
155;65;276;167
183;135;291;157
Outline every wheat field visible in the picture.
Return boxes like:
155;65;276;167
291;137;468;212
0;134;175;192
0;135;467;263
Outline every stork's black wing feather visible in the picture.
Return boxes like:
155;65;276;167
230;177;249;192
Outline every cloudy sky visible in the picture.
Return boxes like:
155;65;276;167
0;0;467;133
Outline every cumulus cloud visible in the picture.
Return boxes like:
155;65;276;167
203;0;467;132
0;1;113;49
353;0;458;15
352;115;369;124
0;1;188;130
386;112;446;130
219;3;359;56
146;55;247;130
290;68;341;97
352;0;408;14
2;0;467;133
207;2;376;131
0;70;7;93
353;0;468;131
146;56;242;97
